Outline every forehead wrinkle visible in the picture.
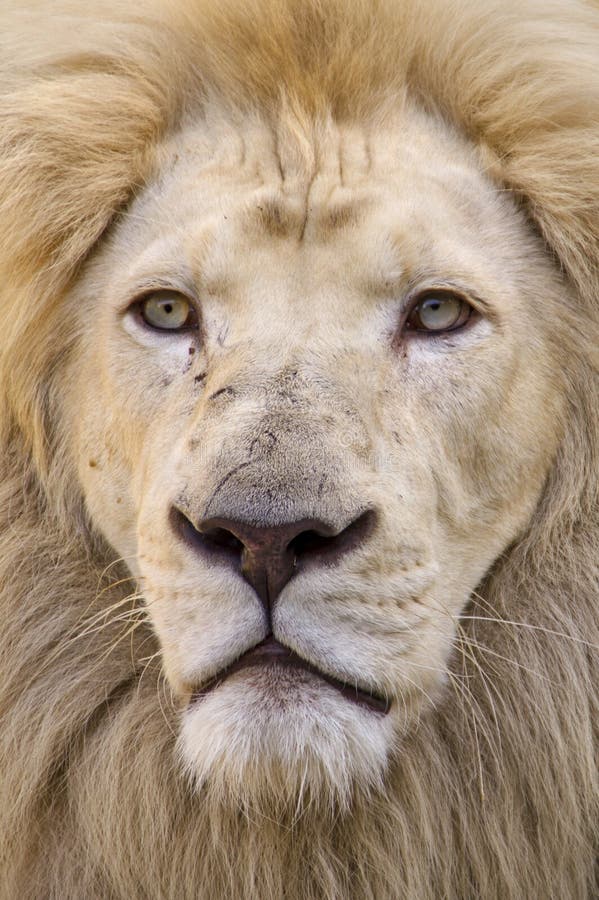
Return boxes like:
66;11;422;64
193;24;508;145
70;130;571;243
240;125;371;242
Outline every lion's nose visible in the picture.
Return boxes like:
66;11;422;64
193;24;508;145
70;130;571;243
172;509;375;617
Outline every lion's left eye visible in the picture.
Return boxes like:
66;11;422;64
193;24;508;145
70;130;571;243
138;291;197;331
405;292;473;333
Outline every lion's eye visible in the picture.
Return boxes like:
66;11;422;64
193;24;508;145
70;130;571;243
138;291;197;331
405;292;473;333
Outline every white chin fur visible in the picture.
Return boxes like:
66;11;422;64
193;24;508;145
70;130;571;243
177;666;395;814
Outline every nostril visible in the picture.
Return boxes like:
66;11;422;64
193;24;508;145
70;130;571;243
289;528;335;557
170;508;244;568
289;508;376;566
201;526;245;556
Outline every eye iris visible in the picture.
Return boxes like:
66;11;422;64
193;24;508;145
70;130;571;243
416;295;464;331
141;294;191;330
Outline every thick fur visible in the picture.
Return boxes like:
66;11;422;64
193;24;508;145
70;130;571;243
0;1;598;898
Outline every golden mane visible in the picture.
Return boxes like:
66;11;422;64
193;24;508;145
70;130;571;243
0;1;598;897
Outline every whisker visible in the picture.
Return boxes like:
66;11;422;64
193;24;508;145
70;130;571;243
156;664;178;738
455;615;599;649
137;648;162;698
23;590;147;687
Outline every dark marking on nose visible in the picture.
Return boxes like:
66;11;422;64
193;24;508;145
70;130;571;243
171;508;376;621
209;385;235;401
249;431;277;457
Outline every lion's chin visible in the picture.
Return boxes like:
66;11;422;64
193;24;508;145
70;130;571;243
177;665;396;813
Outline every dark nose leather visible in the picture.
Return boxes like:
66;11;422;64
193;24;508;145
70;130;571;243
174;509;375;617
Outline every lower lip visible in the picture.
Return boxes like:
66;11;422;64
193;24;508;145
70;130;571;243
191;638;390;715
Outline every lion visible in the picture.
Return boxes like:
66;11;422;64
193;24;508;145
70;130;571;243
0;0;598;897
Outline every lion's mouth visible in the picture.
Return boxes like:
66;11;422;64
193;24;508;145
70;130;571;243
190;636;390;714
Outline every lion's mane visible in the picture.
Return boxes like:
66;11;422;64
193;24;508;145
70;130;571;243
0;1;598;897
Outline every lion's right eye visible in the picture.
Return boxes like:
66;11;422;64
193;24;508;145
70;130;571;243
137;291;198;331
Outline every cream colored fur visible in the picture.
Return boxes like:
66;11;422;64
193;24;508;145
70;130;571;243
0;1;598;898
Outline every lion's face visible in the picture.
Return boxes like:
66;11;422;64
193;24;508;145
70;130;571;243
68;108;565;804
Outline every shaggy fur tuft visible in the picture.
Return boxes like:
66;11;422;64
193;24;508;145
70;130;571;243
0;1;598;897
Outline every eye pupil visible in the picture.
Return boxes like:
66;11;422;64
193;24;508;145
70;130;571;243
164;303;173;314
